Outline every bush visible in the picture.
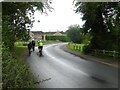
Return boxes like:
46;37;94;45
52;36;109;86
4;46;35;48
2;47;35;89
46;35;69;42
83;45;91;54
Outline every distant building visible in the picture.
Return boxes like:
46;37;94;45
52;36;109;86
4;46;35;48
53;31;63;36
29;31;34;39
31;31;44;41
29;30;65;41
44;31;65;35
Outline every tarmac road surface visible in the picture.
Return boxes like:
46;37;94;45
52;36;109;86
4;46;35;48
27;43;118;88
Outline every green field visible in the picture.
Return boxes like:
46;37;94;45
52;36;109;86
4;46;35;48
15;40;62;46
40;40;62;45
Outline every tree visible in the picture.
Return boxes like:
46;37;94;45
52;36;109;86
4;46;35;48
74;2;120;51
2;2;52;50
66;24;84;44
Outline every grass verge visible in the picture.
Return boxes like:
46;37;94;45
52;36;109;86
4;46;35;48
36;40;62;46
66;43;118;67
43;40;62;45
15;40;63;46
67;43;85;53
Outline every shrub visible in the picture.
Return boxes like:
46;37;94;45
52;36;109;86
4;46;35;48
46;35;69;42
2;47;35;89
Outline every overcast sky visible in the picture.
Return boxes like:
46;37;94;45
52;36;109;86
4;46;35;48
31;0;84;32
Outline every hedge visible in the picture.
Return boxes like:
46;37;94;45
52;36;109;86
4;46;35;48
2;46;35;89
46;35;70;42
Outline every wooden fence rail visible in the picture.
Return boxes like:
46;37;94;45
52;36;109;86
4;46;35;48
91;49;119;58
68;43;120;58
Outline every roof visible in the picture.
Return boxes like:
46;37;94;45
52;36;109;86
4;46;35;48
31;31;44;35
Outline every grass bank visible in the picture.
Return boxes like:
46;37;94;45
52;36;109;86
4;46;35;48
66;43;118;67
67;43;86;53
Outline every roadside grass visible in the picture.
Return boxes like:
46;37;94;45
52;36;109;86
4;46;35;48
67;43;86;53
36;40;63;46
43;40;62;45
2;45;35;89
3;40;65;89
15;40;63;46
15;42;28;46
66;43;119;65
14;45;28;58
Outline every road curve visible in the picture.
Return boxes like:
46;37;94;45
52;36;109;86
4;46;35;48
27;43;118;88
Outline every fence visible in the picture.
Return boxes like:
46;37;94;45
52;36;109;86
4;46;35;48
68;43;120;58
68;43;86;52
90;49;119;58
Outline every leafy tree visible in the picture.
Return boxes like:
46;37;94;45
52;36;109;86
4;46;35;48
66;24;84;44
74;2;120;51
2;2;52;50
2;2;53;88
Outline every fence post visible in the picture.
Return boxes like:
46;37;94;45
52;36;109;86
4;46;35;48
75;44;77;50
103;50;105;55
81;46;82;52
95;49;97;55
76;45;78;50
113;50;116;57
79;46;81;51
76;45;77;50
78;45;79;50
72;44;73;49
77;45;79;50
73;44;75;50
68;43;70;46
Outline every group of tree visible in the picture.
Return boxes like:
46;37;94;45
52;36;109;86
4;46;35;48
46;35;69;42
66;24;91;44
72;2;120;52
2;1;52;50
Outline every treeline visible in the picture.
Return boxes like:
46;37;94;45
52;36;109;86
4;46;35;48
46;35;69;42
2;2;52;50
67;2;120;53
66;24;91;44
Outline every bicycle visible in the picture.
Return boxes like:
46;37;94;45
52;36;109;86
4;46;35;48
28;49;32;56
38;47;43;56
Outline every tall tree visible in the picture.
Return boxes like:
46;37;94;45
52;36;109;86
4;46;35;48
74;2;120;51
66;24;84;44
2;1;52;50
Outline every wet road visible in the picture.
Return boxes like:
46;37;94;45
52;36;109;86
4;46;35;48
27;43;118;88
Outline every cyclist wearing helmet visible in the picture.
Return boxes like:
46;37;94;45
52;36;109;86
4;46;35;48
32;39;35;51
38;40;43;56
28;42;32;55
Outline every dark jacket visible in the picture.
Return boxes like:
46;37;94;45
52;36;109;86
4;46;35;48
32;40;35;46
28;42;32;49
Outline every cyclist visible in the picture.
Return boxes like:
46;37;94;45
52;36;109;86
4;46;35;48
38;40;43;56
28;42;32;55
32;39;35;51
